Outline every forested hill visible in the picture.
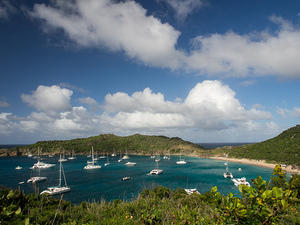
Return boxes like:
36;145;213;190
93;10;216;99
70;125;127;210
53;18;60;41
19;134;205;156
213;125;300;166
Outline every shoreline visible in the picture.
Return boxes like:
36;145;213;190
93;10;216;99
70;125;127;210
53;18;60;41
209;156;300;175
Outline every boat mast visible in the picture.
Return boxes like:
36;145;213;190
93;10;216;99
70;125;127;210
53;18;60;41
58;155;62;187
91;146;94;165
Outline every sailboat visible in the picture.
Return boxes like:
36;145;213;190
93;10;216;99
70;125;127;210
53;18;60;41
58;150;68;162
122;150;129;160
104;153;110;166
40;155;70;195
176;151;187;165
84;146;101;169
223;161;233;178
149;160;163;175
118;151;123;162
68;150;76;160
30;147;55;169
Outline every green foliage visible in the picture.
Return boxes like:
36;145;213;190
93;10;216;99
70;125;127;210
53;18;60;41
0;165;299;224
213;124;300;166
19;133;205;156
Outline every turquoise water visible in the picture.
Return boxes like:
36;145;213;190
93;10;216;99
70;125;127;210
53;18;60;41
0;155;274;204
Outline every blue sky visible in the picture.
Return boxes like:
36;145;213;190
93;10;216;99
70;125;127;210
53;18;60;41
0;0;299;144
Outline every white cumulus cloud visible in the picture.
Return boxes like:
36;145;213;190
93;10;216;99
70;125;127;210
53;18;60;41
31;0;183;69
102;80;272;130
21;85;73;113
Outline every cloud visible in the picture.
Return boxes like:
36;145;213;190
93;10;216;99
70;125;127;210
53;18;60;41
293;107;300;118
159;0;204;21
21;85;73;113
30;1;300;78
102;80;272;130
59;82;85;93
78;97;100;112
0;99;9;107
31;0;183;69
0;82;276;143
188;16;300;77
277;107;300;118
0;0;16;19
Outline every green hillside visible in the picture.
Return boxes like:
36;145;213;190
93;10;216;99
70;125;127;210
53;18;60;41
213;125;300;166
21;134;205;156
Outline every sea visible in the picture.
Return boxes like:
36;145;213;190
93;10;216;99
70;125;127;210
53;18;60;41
0;154;274;204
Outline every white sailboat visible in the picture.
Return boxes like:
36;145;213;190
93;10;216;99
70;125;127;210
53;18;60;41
223;161;233;178
149;160;163;175
40;155;70;195
176;152;187;165
122;150;129;160
68;150;76;160
104;153;110;166
84;146;101;169
58;150;68;162
30;148;55;169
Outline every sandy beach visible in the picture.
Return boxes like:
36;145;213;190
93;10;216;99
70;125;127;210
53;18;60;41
210;156;300;175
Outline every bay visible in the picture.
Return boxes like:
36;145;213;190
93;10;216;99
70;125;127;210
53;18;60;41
0;155;274;204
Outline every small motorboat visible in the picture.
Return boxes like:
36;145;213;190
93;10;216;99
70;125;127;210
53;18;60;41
15;166;22;170
149;169;163;175
27;176;47;183
185;188;200;195
122;176;131;181
125;162;136;166
232;177;250;187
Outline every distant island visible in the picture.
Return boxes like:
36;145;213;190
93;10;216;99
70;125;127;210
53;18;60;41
0;133;206;157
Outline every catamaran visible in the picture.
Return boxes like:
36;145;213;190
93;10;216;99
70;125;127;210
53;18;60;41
176;152;187;165
149;160;163;175
84;146;101;169
40;156;70;195
223;161;233;178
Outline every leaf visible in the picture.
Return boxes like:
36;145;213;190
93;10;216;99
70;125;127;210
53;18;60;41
24;218;30;225
262;190;272;200
211;186;217;193
272;187;283;198
6;190;14;199
15;207;21;215
281;199;287;208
